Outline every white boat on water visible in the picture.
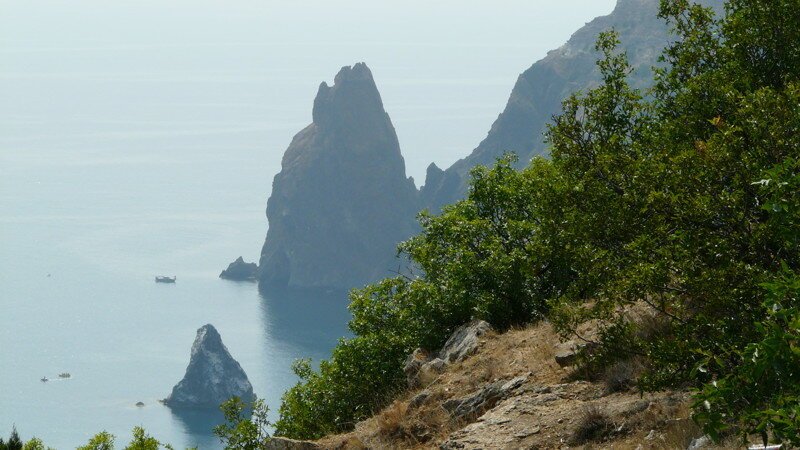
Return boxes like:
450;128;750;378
40;377;48;382
155;276;176;283
58;372;71;378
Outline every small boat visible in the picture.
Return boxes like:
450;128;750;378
155;276;176;283
58;372;71;378
40;377;48;382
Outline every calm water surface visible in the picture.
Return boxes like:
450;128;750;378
0;156;352;448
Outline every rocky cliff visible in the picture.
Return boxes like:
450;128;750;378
164;324;255;409
259;63;420;291
421;0;722;210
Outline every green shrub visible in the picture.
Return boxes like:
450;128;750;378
693;269;800;446
214;397;271;450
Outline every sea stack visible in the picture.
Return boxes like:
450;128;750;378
165;324;255;409
258;62;420;291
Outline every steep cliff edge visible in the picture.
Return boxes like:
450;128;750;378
421;0;722;210
259;63;420;291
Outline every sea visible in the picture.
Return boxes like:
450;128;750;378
0;1;615;447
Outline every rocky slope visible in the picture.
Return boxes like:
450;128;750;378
258;63;420;291
164;324;255;409
309;320;732;449
421;0;723;210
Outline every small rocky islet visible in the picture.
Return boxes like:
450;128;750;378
219;256;258;281
164;324;255;409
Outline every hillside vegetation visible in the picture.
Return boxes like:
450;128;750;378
275;0;800;447
12;0;798;448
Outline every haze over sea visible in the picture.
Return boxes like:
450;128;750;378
0;1;614;447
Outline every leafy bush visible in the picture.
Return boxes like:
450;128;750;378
275;280;433;438
693;269;800;446
214;397;271;450
544;0;800;391
78;428;190;450
77;432;115;450
693;156;800;446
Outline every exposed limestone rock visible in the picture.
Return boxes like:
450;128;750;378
258;62;420;290
415;358;446;387
687;435;712;450
554;340;598;367
405;321;492;387
554;340;581;367
438;320;492;363
421;0;724;211
440;388;683;450
442;376;526;420
408;390;431;409
263;437;319;450
403;348;432;387
164;324;255;409
219;256;258;281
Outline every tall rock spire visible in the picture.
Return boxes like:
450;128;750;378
259;63;420;290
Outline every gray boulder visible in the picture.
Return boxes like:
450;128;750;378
264;437;319;450
554;340;597;367
687;436;711;450
403;348;433;387
219;256;258;281
438;320;492;363
554;341;581;367
405;321;493;387
165;324;255;409
443;376;526;420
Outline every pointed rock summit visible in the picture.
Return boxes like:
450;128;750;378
165;324;255;409
259;62;420;290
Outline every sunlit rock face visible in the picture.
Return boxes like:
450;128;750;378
421;0;723;211
165;324;255;409
259;62;420;291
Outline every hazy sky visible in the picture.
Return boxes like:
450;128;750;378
1;0;617;182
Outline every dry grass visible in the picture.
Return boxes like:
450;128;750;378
374;401;410;440
572;405;617;445
603;357;644;393
634;310;672;342
661;417;704;449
